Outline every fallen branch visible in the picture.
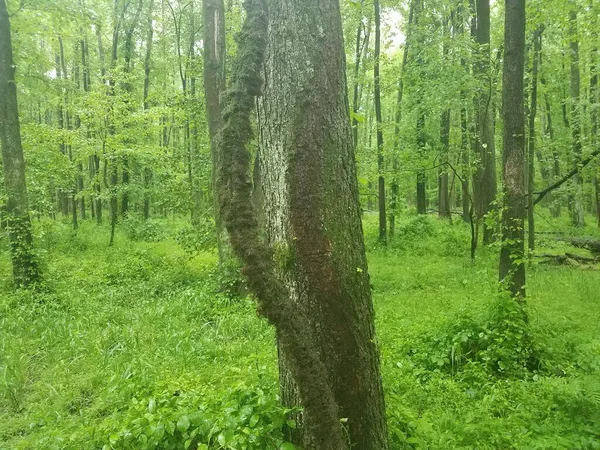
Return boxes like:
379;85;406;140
534;148;600;205
537;253;599;265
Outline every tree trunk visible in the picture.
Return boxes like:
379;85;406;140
439;107;451;219
374;0;386;244
473;0;497;243
590;6;599;226
143;0;155;220
499;0;526;299
0;0;40;287
202;0;228;260
416;113;427;214
256;0;388;447
438;18;451;220
569;10;585;227
390;0;415;235
527;28;541;251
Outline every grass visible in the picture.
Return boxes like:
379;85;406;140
0;213;599;449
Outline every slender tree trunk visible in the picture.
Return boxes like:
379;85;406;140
351;0;365;149
499;0;526;299
0;0;40;287
94;28;104;224
539;38;561;217
121;0;143;219
569;10;585;227
374;0;386;244
416;113;427;214
439;108;451;219
527;28;541;251
202;0;227;259
143;0;155;220
589;4;599;226
438;18;451;220
390;0;415;234
474;0;497;243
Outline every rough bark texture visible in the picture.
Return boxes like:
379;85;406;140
218;1;388;449
499;0;526;299
256;0;388;448
0;0;40;287
473;0;497;243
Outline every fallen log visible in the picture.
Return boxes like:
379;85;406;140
537;253;599;265
561;237;600;254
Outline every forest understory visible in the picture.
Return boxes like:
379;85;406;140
1;213;599;450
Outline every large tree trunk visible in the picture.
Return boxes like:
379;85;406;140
473;0;497;243
0;0;40;287
218;1;387;449
256;0;388;448
499;0;526;299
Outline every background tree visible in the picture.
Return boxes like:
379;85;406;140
0;0;40;287
499;0;526;298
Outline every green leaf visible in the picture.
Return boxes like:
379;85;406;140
249;414;260;427
280;443;297;450
177;415;191;433
218;429;234;446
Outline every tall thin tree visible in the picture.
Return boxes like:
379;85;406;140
499;0;526;298
0;0;40;287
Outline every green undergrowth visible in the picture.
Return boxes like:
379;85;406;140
1;214;599;449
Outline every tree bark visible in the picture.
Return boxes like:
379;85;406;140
390;0;415;235
569;10;585;227
256;0;389;448
374;0;386;243
143;0;155;220
202;0;227;260
473;0;497;243
590;5;599;226
0;0;40;287
438;18;451;220
499;0;526;299
527;28;541;251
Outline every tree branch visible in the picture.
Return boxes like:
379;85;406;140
533;148;600;205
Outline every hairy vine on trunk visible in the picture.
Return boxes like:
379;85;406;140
216;0;349;448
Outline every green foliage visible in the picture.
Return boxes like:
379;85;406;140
411;293;538;379
1;217;600;450
176;219;218;255
105;384;297;450
122;216;168;242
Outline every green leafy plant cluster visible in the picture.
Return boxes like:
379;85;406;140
176;219;218;255
411;293;538;379
104;385;297;450
121;216;168;242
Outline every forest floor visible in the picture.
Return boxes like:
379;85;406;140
1;214;599;449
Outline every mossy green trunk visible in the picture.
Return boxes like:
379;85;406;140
0;0;40;287
257;0;388;448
